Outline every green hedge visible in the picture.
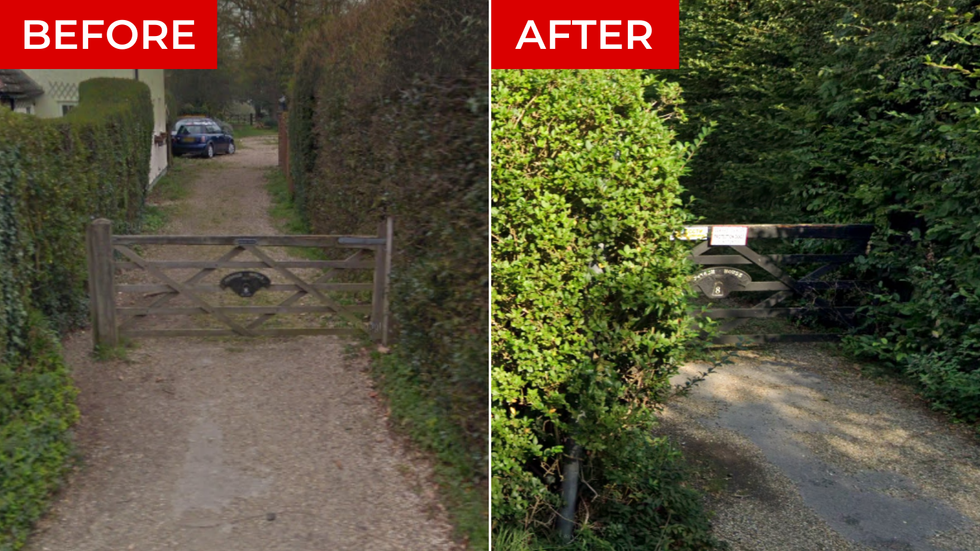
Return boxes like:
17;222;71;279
288;0;488;544
800;2;980;423
492;69;721;549
0;314;78;551
0;78;152;338
0;77;153;549
663;0;980;425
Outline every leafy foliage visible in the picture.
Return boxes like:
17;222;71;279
218;0;348;113
0;77;153;548
0;314;79;551
655;0;840;223
492;69;721;549
0;78;153;343
287;0;488;542
801;3;980;424
662;0;980;424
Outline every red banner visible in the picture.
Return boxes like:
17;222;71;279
0;0;216;69
491;0;678;69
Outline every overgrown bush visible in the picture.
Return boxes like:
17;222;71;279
654;0;840;224
664;0;980;426
492;69;721;549
288;0;488;544
0;77;153;549
803;3;980;424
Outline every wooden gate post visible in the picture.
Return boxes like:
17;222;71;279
371;217;393;345
86;219;118;349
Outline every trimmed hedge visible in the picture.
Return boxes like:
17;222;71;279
0;78;153;339
0;77;153;549
492;69;721;549
288;0;488;543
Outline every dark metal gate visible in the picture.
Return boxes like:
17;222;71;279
680;224;874;344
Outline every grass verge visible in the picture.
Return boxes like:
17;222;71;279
265;167;488;549
142;156;200;232
372;350;488;550
265;169;330;261
266;168;310;235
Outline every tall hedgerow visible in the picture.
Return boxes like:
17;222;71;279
492;69;721;549
0;77;153;550
663;0;980;425
288;0;488;544
0;78;153;338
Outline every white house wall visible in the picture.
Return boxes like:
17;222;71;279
20;69;168;185
139;70;168;187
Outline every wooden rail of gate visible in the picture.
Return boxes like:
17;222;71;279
86;218;393;349
681;224;874;345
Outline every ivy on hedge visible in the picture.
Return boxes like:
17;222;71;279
0;78;153;340
0;77;154;549
0;314;78;551
492;69;721;549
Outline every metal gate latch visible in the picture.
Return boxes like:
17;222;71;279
220;271;272;297
692;267;751;298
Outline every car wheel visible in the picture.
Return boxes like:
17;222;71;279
227;141;236;155
205;143;214;159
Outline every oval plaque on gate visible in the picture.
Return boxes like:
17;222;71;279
220;271;271;298
692;267;751;299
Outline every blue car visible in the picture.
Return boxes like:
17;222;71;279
171;118;235;158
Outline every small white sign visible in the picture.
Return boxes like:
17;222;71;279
711;226;749;246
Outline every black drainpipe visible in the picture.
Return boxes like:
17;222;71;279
557;247;604;541
557;440;584;541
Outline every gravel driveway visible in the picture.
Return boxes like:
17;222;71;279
661;345;980;551
26;137;457;551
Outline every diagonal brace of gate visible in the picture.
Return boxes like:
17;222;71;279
113;244;258;336
87;218;394;348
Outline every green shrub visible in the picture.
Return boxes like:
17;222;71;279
288;0;488;544
801;3;980;425
654;0;840;224
492;69;721;548
0;77;153;549
664;0;980;426
0;313;79;551
0;78;152;340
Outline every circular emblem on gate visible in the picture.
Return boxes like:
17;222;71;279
692;267;752;299
220;271;272;298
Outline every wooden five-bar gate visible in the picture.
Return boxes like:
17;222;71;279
680;224;874;345
86;218;393;348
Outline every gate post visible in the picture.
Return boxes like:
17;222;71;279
371;217;393;345
86;219;118;349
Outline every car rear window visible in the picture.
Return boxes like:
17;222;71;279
179;125;208;135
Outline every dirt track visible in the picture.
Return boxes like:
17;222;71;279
662;345;980;551
26;137;457;551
